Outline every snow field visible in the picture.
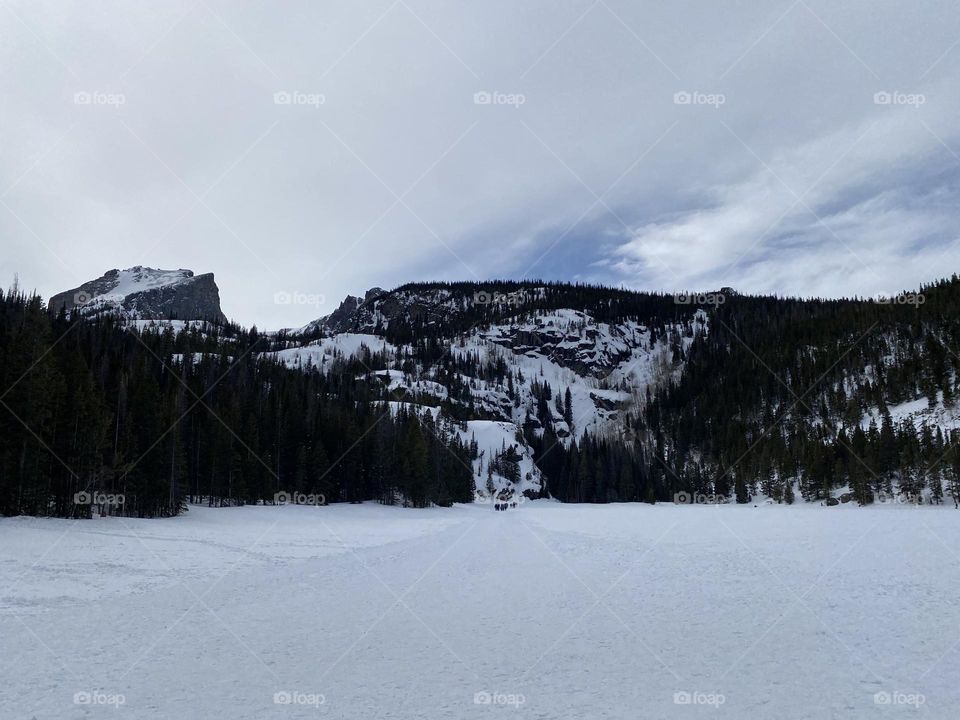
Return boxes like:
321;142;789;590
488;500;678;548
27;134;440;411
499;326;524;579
3;502;959;719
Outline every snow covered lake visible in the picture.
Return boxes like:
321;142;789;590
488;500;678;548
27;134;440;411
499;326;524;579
2;502;958;719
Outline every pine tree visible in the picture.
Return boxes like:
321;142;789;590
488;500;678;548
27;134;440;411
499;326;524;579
735;474;749;504
783;479;795;505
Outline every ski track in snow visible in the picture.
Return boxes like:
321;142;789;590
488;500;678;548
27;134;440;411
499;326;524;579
2;502;959;719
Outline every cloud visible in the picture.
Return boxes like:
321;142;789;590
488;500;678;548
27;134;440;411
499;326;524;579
3;0;960;326
603;83;960;298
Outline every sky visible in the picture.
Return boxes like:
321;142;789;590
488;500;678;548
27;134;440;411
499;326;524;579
3;0;960;329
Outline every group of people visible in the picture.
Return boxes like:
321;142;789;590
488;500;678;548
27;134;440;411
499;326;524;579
493;502;517;511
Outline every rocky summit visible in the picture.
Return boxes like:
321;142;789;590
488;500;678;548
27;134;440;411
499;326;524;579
47;266;226;323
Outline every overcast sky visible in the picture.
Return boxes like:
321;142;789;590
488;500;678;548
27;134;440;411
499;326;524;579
3;0;960;328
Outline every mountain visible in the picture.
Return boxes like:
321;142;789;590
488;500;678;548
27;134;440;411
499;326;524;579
274;278;960;507
5;272;960;518
270;282;704;503
47;266;227;323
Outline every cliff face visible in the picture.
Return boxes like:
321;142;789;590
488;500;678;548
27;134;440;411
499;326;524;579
295;286;386;335
48;267;227;323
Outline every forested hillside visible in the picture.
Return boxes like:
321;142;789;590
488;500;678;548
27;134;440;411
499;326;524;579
5;274;960;518
0;289;474;518
642;278;960;506
288;276;960;508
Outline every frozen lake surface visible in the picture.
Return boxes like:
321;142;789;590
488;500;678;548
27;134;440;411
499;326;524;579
2;501;958;718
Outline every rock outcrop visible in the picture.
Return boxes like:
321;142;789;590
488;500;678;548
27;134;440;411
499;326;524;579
48;267;227;323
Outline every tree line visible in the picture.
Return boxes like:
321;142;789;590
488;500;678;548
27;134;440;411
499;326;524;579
0;288;474;518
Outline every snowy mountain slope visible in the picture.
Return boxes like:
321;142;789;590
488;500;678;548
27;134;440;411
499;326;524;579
259;283;710;505
268;333;396;371
382;402;545;503
445;309;705;440
48;266;227;322
479;308;657;377
269;287;706;447
862;390;960;433
262;276;960;507
459;419;543;503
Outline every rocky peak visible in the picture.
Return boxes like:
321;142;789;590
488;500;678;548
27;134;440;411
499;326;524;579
300;286;389;334
48;267;226;322
322;294;363;331
364;287;385;302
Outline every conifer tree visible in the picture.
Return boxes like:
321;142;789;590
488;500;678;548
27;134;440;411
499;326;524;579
735;475;749;504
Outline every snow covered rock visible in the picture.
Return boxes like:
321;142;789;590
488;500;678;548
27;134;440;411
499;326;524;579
48;266;226;322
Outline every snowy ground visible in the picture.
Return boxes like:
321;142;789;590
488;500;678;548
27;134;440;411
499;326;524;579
2;502;959;719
